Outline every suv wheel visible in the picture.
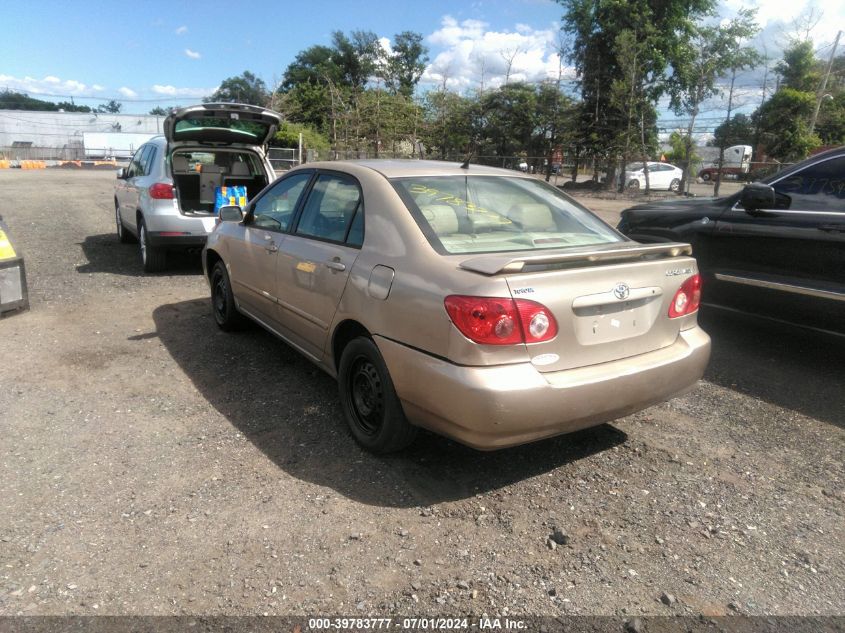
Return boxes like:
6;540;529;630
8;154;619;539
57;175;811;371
115;202;133;243
138;218;167;273
338;337;417;453
210;261;246;331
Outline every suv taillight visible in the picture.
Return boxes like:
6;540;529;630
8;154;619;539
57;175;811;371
444;296;558;345
149;183;175;199
668;274;702;318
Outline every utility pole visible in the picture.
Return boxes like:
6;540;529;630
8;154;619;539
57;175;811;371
809;29;841;135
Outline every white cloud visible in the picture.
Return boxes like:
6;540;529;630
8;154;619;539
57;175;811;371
175;25;188;35
118;86;138;98
722;0;845;48
0;74;102;96
151;84;212;98
421;16;572;91
184;48;201;60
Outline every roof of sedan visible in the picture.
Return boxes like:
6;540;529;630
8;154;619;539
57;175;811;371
300;159;529;179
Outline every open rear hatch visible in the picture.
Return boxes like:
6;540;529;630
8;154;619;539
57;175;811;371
461;242;697;372
164;103;281;147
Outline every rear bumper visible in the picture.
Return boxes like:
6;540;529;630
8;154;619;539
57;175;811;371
145;232;207;249
376;326;711;450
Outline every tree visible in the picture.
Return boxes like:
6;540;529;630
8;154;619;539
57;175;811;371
55;101;91;113
754;88;820;161
0;90;58;110
668;8;760;191
560;0;717;189
273;121;330;154
711;113;755;147
776;40;820;92
385;31;429;98
149;106;169;116
207;71;269;106
96;100;123;113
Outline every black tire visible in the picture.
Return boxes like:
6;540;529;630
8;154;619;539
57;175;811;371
626;179;640;190
700;172;711;181
138;217;167;273
210;261;246;331
669;178;681;193
338;337;417;453
115;202;133;243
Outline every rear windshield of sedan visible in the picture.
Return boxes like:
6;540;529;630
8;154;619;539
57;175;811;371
392;175;622;254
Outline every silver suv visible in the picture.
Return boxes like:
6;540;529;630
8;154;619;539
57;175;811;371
114;103;281;272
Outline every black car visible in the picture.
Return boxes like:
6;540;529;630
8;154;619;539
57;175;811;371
617;146;844;335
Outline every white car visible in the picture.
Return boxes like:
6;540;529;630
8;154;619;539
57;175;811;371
621;161;683;192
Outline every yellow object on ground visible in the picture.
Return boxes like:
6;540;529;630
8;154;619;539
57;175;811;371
0;229;16;260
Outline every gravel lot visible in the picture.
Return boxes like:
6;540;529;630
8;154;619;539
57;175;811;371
0;169;843;619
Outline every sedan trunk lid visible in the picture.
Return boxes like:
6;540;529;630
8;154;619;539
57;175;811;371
463;244;698;372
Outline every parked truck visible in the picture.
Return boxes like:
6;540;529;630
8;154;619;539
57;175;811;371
697;144;752;181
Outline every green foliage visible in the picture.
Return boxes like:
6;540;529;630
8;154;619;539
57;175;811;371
664;131;699;164
385;32;429;98
815;92;845;146
710;113;754;147
560;0;717;169
96;100;122;113
776;41;820;92
421;90;475;160
0;90;59;111
273;122;330;153
755;88;820;161
207;71;269;106
55;101;91;113
148;106;169;116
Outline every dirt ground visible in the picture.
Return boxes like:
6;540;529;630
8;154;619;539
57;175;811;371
0;170;843;619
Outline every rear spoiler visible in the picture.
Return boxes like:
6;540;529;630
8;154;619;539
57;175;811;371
459;242;693;275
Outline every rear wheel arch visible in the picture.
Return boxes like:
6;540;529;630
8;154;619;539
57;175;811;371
331;320;372;371
205;249;224;283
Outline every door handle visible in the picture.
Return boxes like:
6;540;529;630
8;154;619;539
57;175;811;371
325;260;346;272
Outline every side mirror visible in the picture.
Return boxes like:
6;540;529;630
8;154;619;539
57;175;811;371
116;167;126;179
740;183;775;212
218;205;244;223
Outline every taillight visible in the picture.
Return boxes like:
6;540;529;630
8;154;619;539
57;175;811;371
668;274;702;318
444;296;558;345
149;183;175;199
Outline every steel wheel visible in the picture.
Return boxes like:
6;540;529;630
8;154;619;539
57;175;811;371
210;261;246;331
338;337;416;453
348;357;385;437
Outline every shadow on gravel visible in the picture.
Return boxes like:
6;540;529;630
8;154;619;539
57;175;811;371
76;233;203;276
700;307;845;429
153;298;628;508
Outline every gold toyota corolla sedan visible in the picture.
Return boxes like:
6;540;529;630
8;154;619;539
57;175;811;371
203;160;710;453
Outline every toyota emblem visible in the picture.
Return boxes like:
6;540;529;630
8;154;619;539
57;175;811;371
613;282;630;300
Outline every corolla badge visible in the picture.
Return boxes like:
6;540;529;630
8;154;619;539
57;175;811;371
613;282;630;300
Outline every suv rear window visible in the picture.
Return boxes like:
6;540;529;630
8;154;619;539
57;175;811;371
173;117;269;142
392;176;622;254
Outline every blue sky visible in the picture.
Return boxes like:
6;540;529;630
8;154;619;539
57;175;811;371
1;0;843;119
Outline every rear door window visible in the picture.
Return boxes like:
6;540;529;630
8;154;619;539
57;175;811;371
772;156;845;212
295;174;362;243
